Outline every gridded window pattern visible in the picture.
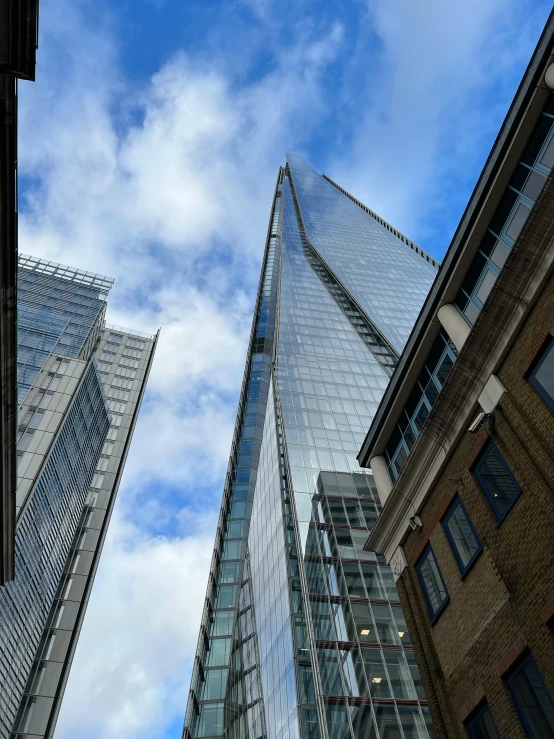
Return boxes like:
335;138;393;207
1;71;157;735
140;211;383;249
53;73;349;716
121;348;142;359
277;176;393;518
455;95;554;327
125;337;146;350
16;407;46;463
384;330;457;483
506;653;554;738
17;257;111;405
465;703;500;739
185;167;433;739
0;363;109;739
528;335;554;410
119;357;140;369
473;440;522;521
442;496;482;575
279;174;431;739
12;327;156;739
287;154;437;354
186;182;282;739
416;546;449;621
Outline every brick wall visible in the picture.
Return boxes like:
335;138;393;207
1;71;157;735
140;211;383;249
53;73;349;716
396;272;554;737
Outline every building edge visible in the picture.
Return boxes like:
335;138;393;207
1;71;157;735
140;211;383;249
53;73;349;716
43;328;160;738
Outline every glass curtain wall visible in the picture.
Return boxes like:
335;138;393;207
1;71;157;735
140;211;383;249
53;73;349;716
184;156;437;739
17;256;113;405
0;362;109;739
275;167;434;739
184;172;284;739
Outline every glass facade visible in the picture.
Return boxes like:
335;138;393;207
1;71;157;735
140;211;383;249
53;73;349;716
0;361;109;739
0;256;154;739
454;96;554;328
17;254;113;405
183;156;437;739
10;327;157;739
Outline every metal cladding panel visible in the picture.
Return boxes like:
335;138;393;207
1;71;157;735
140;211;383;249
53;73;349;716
18;327;158;739
0;361;109;739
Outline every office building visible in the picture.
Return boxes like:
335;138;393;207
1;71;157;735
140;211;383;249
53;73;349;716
360;14;554;739
183;153;438;739
0;254;157;739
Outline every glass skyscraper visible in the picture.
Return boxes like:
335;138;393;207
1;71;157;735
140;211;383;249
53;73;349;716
0;255;158;739
183;155;439;739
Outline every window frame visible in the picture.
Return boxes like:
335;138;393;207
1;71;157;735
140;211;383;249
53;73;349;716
506;652;554;739
441;495;482;576
473;440;522;522
415;544;449;623
465;701;500;739
528;335;554;411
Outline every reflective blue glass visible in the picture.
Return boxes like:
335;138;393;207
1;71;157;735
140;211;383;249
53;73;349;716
287;154;437;353
184;160;435;739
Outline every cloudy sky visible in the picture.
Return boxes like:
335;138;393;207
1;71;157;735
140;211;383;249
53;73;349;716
17;0;551;737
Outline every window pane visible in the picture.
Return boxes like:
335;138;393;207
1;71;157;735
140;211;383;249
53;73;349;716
299;664;316;704
384;651;416;699
344;500;365;527
311;599;335;642
466;704;500;739
417;548;448;618
215;585;237;609
360;649;390;698
205;639;231;667
372;604;398;645
443;499;481;572
475;269;497;306
531;339;554;407
413;401;429;433
508;655;554;738
435;352;454;388
193;703;224;737
361;564;384;599
374;705;402;739
475;443;521;520
325;701;351;739
218;562;240;583
391;605;411;645
210;611;233;636
200;669;228;700
342;563;366;598
505;202;531;241
222;540;241;560
230;501;247;518
398;706;428;739
302;710;321;739
405;651;425;700
328;500;348;526
350;602;374;643
317;646;345;696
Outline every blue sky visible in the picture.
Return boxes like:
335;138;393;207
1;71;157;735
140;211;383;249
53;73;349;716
16;0;552;737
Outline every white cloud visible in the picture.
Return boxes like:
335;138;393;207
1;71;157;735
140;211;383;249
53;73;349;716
15;0;551;737
55;511;216;739
16;2;346;738
327;0;550;245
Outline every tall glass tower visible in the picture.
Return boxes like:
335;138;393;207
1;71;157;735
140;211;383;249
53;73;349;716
0;255;158;739
183;155;439;739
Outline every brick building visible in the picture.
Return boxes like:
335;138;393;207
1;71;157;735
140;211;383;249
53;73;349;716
357;13;554;739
